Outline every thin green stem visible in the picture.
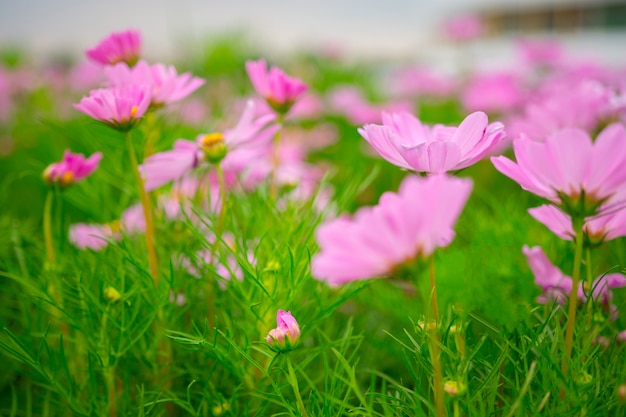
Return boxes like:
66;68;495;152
215;163;227;242
286;355;308;417
269;114;284;200
428;254;445;417
43;189;55;268
124;131;159;286
562;216;584;381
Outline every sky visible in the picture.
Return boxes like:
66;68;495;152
0;0;624;67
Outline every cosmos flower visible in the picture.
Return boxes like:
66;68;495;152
43;149;102;187
359;111;505;173
86;29;142;66
492;123;626;217
245;59;308;115
311;174;473;286
74;85;151;131
105;60;205;107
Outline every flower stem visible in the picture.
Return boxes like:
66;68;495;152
286;355;308;417
215;163;227;241
43;189;55;268
561;216;584;382
269;114;284;200
125;131;159;286
428;254;446;417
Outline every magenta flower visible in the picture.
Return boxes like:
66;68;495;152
266;310;301;352
358;111;505;173
86;29;141;66
312;174;473;286
74;85;151;131
245;59;308;114
492;123;626;217
528;204;626;246
139;100;277;191
461;71;525;114
105;60;205;107
43;149;102;187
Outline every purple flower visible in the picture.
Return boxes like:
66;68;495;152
266;310;301;352
523;245;575;305
312;174;473;286
105;60;205;107
86;29;141;66
69;223;119;251
492;123;626;217
359;111;505;174
43;149;102;187
246;59;308;115
74;85;151;131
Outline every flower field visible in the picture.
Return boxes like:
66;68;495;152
1;28;626;416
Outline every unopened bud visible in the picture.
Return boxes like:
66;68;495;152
443;380;467;397
200;132;227;164
617;384;626;403
265;260;281;272
416;320;437;332
103;286;121;302
266;310;300;352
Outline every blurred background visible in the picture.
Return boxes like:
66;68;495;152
1;0;626;67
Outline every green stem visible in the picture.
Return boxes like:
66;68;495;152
43;189;55;267
215;163;227;243
428;255;445;417
286;356;308;417
562;216;584;380
125;131;159;286
100;305;117;417
269;114;284;200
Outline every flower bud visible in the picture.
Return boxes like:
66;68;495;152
443;380;467;397
617;384;626;403
103;286;121;302
266;310;300;352
200;132;227;164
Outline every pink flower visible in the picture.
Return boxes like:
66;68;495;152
461;71;525;114
312;174;473;286
43;149;102;187
245;59;308;115
522;245;575;305
266;310;301;352
86;29;141;66
328;86;413;125
358;111;505;173
105;60;205;107
528;204;626;246
517;38;565;68
139;100;277;191
69;223;118;251
442;15;484;42
491;123;626;217
74;85;151;131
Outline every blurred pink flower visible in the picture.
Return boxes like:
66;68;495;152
68;61;105;92
387;66;456;99
86;29;142;66
523;245;575;305
266;310;300;351
327;85;413;125
359;111;505;173
140;100;276;191
517;38;565;68
74;85;151;131
43;149;102;187
442;15;484;42
121;203;146;234
69;223;118;251
461;71;526;114
105;60;205;107
528;204;626;246
508;80;613;141
312;174;473;286
245;59;308;115
491;123;626;217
